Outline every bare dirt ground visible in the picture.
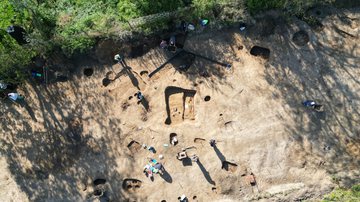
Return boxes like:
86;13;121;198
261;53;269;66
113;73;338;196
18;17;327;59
0;7;359;202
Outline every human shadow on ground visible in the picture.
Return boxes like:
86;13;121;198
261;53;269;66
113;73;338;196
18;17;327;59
160;169;173;183
196;160;216;185
213;144;226;168
124;67;140;90
182;158;193;166
139;96;150;111
103;64;144;91
4;98;37;122
18;99;37;122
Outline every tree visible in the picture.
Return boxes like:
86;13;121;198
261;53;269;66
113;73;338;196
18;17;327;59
0;33;34;84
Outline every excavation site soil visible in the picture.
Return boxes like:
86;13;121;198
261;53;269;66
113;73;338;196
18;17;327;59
0;7;359;202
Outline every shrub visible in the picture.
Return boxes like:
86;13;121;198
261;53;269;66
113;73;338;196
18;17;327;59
117;0;184;21
0;34;34;84
60;35;95;57
352;184;360;195
246;0;286;14
192;0;217;17
246;0;335;15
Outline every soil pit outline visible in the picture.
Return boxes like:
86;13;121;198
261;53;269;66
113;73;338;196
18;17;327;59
222;161;238;172
292;30;310;46
164;86;196;125
84;68;94;77
250;46;270;59
122;178;142;191
127;140;142;154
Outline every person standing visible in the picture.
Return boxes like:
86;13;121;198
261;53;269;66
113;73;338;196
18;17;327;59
210;139;216;147
114;54;127;69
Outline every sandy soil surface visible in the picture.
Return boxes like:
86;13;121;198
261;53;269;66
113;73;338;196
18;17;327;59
0;7;359;202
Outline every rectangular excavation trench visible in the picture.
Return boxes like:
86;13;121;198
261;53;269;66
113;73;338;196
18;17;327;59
164;86;196;125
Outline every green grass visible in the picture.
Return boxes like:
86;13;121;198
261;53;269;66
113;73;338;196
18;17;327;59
323;184;360;202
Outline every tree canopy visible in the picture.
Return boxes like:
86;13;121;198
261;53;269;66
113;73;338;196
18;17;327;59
0;0;344;84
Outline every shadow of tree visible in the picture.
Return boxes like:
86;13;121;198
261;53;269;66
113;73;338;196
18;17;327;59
244;10;359;188
132;29;237;92
0;58;141;201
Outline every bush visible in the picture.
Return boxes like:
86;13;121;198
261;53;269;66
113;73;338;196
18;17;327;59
1;0;341;85
352;184;360;194
0;34;35;84
60;35;96;57
192;0;217;17
246;0;335;15
246;0;286;14
117;0;184;21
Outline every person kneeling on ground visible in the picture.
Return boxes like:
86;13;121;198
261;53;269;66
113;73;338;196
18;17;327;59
171;136;178;146
168;36;177;52
303;100;316;107
153;162;164;175
160;40;168;49
169;36;176;46
136;91;144;103
143;164;153;179
302;100;323;111
8;92;23;101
